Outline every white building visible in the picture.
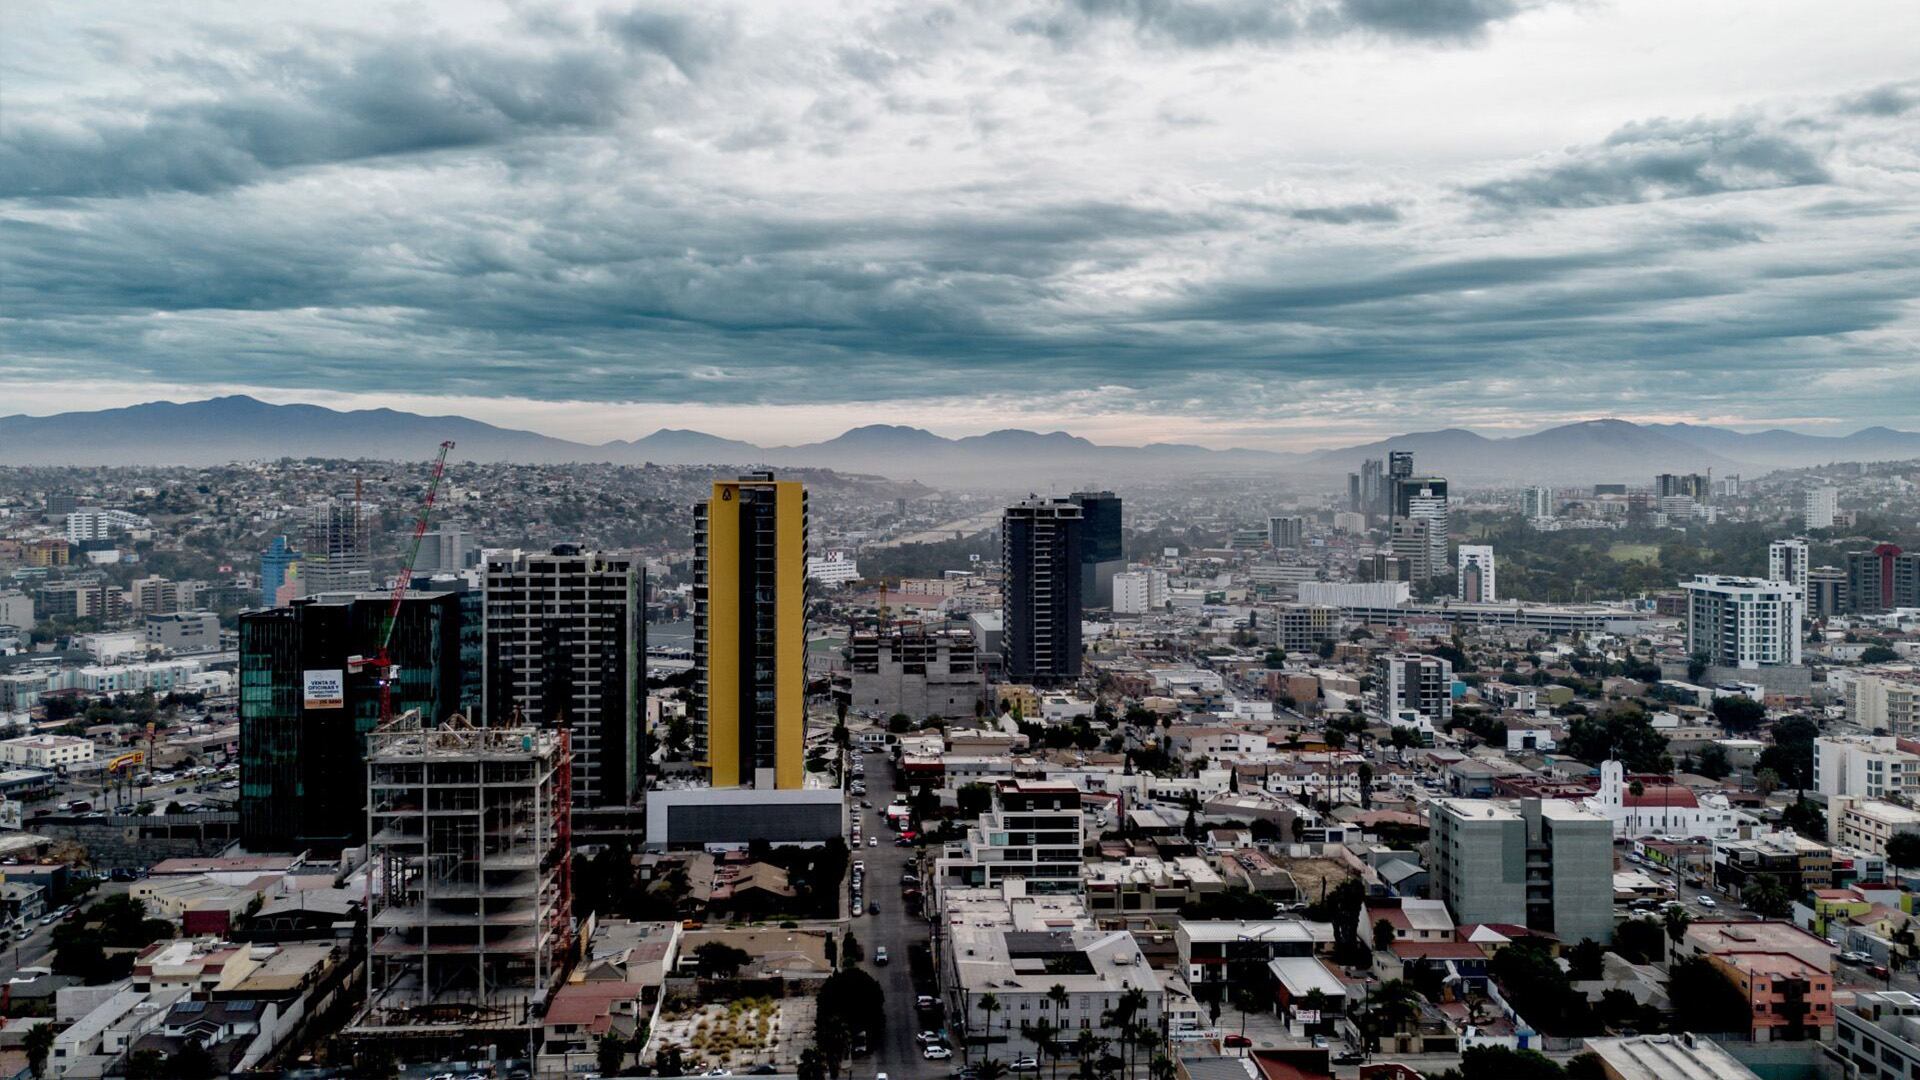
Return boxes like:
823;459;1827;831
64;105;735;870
1457;545;1497;603
940;886;1162;1064
64;508;151;543
1298;581;1410;608
1769;539;1811;604
1848;671;1920;736
1585;760;1744;840
805;550;860;586
934;780;1085;899
1816;736;1920;802
1369;652;1453;734
1522;486;1554;520
1682;575;1803;669
0;734;95;770
1112;569;1168;615
1804;487;1838;530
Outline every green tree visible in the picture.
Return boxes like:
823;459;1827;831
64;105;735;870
1563;706;1670;772
979;992;1003;1062
1566;938;1604;981
1862;645;1900;664
125;1050;170;1080
1887;833;1920;882
173;1041;217;1079
1710;696;1767;734
1668;957;1751;1033
1694;743;1732;780
598;1032;629;1076
1373;918;1396;953
24;1023;54;1079
696;941;752;978
1742;876;1794;918
1613;918;1665;964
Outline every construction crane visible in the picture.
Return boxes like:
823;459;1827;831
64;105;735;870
351;440;455;722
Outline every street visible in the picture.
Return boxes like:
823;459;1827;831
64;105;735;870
850;749;937;1080
0;882;133;984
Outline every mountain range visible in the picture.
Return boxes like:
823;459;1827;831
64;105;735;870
4;396;1919;486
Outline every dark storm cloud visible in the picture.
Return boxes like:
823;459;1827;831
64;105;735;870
1031;0;1529;48
1287;201;1402;224
597;4;737;76
0;35;636;198
1466;115;1832;209
1836;81;1920;117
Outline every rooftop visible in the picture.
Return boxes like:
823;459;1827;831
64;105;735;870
1582;1034;1759;1080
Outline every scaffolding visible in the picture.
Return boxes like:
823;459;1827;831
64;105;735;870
356;710;570;1035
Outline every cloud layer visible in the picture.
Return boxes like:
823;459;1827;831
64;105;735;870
4;0;1920;446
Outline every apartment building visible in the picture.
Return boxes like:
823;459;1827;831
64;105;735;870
1429;797;1614;945
935;780;1085;897
1848;672;1920;737
1815;736;1920;802
1832;798;1920;857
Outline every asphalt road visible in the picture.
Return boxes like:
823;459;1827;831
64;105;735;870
0;881;133;984
851;750;939;1080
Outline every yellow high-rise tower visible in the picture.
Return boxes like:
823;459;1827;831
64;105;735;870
693;472;807;789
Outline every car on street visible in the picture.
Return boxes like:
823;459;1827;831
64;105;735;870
861;800;872;808
917;1031;943;1043
1843;951;1873;964
1697;896;1716;908
1224;1035;1251;1048
1010;1057;1039;1071
746;1065;779;1074
875;947;889;965
917;995;937;1009
869;837;877;847
923;1046;953;1060
1334;1051;1366;1065
868;902;880;915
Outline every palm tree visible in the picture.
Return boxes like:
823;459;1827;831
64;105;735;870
1048;984;1071;1080
979;992;1002;1064
1103;987;1148;1079
1024;1019;1059;1080
975;1060;1011;1080
1368;980;1422;1050
1665;906;1692;955
24;1023;53;1080
1297;988;1333;1034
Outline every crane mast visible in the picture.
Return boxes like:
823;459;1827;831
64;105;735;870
357;440;455;722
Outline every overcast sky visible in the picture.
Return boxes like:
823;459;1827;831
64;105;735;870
4;0;1918;449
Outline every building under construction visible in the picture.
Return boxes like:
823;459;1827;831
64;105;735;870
353;710;571;1055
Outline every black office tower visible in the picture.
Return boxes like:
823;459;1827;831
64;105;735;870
1069;490;1123;609
239;591;460;852
483;546;643;812
1002;498;1084;686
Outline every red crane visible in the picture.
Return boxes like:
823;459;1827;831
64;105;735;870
352;440;455;722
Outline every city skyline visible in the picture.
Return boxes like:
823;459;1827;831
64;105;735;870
5;0;1919;449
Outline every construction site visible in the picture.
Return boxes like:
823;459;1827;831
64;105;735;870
350;710;573;1056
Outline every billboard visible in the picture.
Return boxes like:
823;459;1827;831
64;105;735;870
302;669;345;709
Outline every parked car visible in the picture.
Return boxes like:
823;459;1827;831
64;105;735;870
1010;1058;1039;1072
924;1046;953;1061
917;1031;943;1043
1872;964;1891;980
916;995;937;1009
1224;1035;1251;1048
1334;1051;1366;1065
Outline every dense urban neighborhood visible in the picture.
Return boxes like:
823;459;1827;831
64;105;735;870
0;443;1913;1080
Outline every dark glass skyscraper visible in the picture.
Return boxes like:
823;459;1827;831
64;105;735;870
239;591;459;852
1002;498;1084;686
1069;490;1123;609
484;547;643;808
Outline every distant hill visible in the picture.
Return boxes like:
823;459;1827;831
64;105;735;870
3;396;1915;485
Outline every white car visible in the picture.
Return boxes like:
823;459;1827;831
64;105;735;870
869;837;877;847
923;1046;953;1061
1697;895;1717;908
1010;1058;1040;1072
